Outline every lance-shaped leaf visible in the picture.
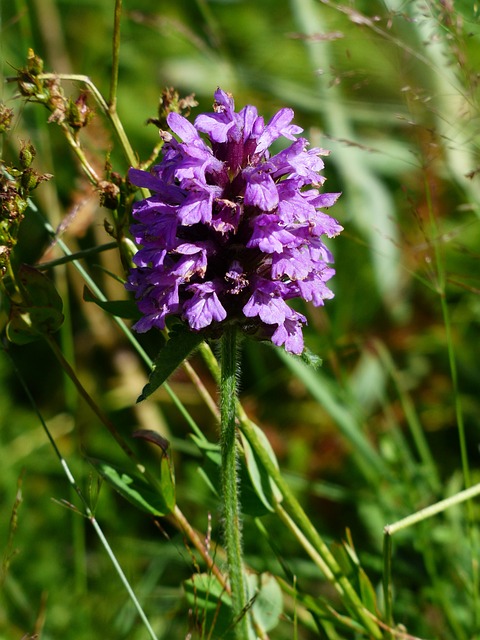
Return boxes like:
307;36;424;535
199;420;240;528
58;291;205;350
133;429;175;511
88;455;175;517
190;432;280;517
83;286;141;320
240;422;283;514
138;324;204;402
330;533;378;617
184;572;283;638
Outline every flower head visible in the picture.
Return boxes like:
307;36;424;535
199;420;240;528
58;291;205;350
127;88;342;354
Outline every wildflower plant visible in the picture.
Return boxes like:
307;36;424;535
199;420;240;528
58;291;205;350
3;2;480;640
126;88;342;637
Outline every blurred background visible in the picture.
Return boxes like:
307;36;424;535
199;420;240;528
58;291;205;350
1;1;480;638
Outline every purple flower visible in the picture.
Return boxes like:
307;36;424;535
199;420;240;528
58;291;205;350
127;88;342;354
183;281;227;330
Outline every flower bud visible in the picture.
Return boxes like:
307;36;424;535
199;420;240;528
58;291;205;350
67;93;94;130
99;180;120;210
27;48;44;75
19;141;36;169
20;167;40;191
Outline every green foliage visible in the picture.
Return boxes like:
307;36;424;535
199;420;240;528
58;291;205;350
184;572;283;638
88;454;175;518
240;423;283;515
83;285;141;320
138;324;205;402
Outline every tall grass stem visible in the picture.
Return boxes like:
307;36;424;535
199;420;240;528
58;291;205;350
109;0;122;113
219;327;251;639
424;175;479;626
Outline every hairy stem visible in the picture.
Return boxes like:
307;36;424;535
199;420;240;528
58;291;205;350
220;327;250;639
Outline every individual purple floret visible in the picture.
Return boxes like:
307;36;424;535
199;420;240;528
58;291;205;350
126;88;342;354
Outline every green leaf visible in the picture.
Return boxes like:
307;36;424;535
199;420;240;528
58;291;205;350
240;423;283;514
183;572;283;638
184;573;234;639
88;457;175;516
6;264;64;344
6;305;64;344
248;573;283;633
17;264;63;310
132;430;176;511
330;536;378;616
190;432;280;517
138;325;204;401
83;286;141;319
300;347;323;369
190;434;222;498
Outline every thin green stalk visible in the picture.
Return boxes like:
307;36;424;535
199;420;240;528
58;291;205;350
45;334;142;469
57;260;86;595
424;177;470;488
88;514;159;640
384;483;480;536
373;339;441;493
275;503;335;582
59;121;100;183
3;346;159;640
441;292;470;486
424;175;479;627
382;532;393;639
219;327;251;639
35;242;118;269
184;360;220;421
109;0;122;113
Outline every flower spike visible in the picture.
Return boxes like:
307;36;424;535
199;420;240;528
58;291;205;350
127;89;342;354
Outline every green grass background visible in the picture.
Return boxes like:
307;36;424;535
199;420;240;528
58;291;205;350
1;1;480;638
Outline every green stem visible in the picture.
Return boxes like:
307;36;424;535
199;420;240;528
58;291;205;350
384;482;480;536
63;124;100;182
220;327;250;639
109;0;122;113
382;532;393;639
425;176;479;627
201;342;381;638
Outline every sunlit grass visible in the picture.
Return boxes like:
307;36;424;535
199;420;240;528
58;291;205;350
1;1;480;638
